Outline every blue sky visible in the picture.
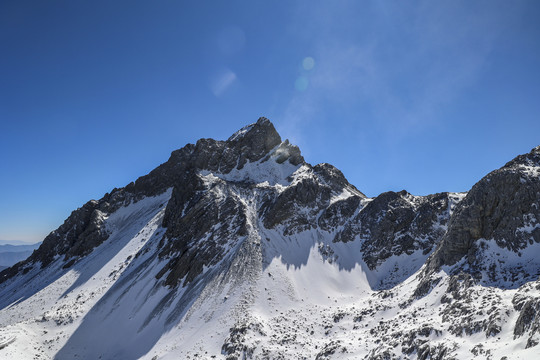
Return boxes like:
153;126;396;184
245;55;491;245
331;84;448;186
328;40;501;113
1;0;540;243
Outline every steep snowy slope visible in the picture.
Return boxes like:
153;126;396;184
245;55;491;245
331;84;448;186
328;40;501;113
0;118;539;359
0;191;171;358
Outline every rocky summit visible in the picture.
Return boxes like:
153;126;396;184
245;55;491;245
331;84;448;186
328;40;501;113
0;118;539;359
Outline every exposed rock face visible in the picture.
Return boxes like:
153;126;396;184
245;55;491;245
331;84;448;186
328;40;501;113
1;193;122;280
335;191;462;270
425;145;540;284
157;177;250;287
154;118;307;286
318;194;362;231
260;163;364;236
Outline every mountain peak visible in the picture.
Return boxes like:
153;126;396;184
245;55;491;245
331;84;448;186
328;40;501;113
218;117;304;172
227;117;281;152
228;116;273;137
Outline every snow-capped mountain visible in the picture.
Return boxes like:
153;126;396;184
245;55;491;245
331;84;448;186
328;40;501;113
0;117;539;359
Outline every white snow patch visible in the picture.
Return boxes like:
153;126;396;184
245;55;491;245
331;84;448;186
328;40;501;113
200;150;303;186
227;123;256;142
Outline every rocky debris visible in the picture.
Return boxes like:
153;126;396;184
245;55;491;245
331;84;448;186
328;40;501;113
442;273;477;302
470;344;494;358
512;281;540;348
358;303;460;360
365;349;395;360
412;275;442;300
221;321;265;360
435;274;504;338
514;299;538;337
401;326;443;355
416;343;455;360
314;340;346;359
373;324;455;360
218;280;521;360
318;243;337;264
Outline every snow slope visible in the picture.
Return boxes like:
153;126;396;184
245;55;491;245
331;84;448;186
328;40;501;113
0;190;172;359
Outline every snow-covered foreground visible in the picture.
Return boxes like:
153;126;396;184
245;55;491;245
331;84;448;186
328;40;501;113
0;187;538;359
150;231;540;360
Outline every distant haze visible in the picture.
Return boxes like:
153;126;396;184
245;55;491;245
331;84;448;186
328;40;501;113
0;241;41;268
0;240;42;246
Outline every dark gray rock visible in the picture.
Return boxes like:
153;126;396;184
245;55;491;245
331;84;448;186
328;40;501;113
157;180;249;287
221;321;264;360
259;163;364;236
318;195;362;231
315;340;346;359
261;171;331;234
512;282;540;347
335;190;455;271
424;145;540;285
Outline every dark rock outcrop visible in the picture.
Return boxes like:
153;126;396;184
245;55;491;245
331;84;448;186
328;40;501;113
335;190;459;270
426;146;540;277
157;178;250;287
259;163;364;235
512;281;540;348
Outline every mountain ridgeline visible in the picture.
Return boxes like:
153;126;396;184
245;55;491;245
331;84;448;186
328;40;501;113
0;117;539;359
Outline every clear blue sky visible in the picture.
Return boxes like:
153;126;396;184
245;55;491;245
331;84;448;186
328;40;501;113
1;1;540;243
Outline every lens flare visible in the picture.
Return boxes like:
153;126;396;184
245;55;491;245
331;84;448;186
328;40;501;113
302;57;315;70
210;69;237;97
